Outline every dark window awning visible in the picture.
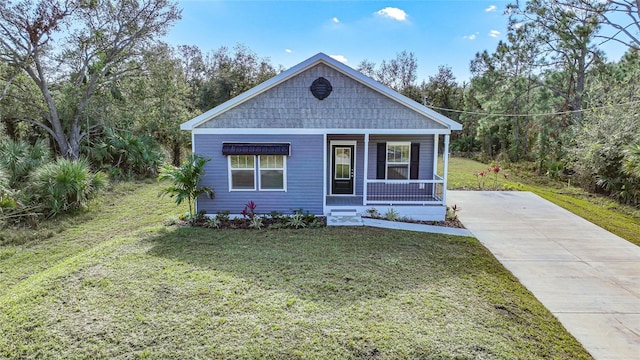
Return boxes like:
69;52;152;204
222;143;290;156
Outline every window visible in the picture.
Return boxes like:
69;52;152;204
229;155;255;190
228;155;286;191
259;155;285;190
386;142;410;180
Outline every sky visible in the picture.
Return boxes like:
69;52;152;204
166;0;628;83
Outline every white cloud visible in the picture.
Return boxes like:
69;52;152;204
285;49;292;53
332;17;340;23
513;22;523;30
485;5;497;12
329;54;348;63
463;33;478;40
375;7;408;21
489;30;501;38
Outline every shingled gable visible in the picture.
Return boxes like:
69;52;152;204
180;53;462;131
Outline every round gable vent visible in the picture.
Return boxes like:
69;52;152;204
310;77;332;100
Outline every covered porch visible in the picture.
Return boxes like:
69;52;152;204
323;131;451;220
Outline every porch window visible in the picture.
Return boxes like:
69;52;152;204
228;154;286;191
386;142;410;179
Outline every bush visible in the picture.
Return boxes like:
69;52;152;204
29;158;107;217
567;108;640;204
0;139;51;188
83;128;164;180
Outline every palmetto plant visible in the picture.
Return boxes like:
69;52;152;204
158;154;214;221
0;139;51;189
84;128;164;180
623;144;640;179
30;158;108;217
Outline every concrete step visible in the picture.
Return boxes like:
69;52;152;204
326;214;364;226
329;209;358;217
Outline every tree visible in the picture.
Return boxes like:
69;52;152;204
356;51;418;94
158;154;214;221
198;45;278;111
554;0;639;49
0;0;181;159
131;43;195;166
508;0;603;125
421;65;463;121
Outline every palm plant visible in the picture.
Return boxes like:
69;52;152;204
0;139;51;189
83;128;165;180
623;144;640;179
158;154;214;221
30;158;107;216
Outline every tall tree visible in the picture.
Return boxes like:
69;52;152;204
555;0;639;49
134;43;195;166
508;0;603;125
0;0;181;159
356;51;419;95
198;45;278;111
421;65;463;121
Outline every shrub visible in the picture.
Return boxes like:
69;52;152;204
0;139;51;189
29;158;107;217
385;208;399;221
286;214;306;229
84;128;164;180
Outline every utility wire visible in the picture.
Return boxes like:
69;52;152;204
425;99;640;118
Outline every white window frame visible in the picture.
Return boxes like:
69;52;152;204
258;155;287;191
229;155;256;191
386;141;411;180
228;155;287;192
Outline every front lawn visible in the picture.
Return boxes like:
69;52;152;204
0;182;591;358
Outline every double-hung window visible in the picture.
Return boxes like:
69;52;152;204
259;155;285;190
229;155;256;190
386;142;410;180
228;155;286;191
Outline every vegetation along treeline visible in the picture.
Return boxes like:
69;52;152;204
0;0;639;225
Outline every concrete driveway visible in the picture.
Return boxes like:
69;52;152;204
448;191;640;360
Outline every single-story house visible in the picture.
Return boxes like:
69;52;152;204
180;53;462;221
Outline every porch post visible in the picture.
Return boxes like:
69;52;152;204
363;133;369;206
433;134;439;178
323;133;327;215
442;134;450;206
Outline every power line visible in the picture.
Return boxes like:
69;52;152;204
425;99;640;118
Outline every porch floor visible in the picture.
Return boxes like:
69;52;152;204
326;195;442;206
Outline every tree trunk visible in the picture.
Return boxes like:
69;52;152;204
172;141;182;166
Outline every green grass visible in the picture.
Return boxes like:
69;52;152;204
446;156;640;247
0;181;591;358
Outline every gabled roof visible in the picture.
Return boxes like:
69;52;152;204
180;52;462;131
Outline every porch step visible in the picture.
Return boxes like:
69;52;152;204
329;209;358;217
326;214;364;227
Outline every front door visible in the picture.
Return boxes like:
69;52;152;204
332;145;354;195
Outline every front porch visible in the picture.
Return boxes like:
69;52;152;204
323;133;451;221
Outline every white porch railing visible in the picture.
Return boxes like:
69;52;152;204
365;175;445;205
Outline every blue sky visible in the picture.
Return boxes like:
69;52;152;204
167;1;626;83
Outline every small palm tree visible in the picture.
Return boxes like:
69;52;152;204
158;154;214;221
623;144;640;178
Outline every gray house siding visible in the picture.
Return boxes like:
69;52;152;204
326;135;364;196
196;63;447;130
367;135;435;180
194;134;324;215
